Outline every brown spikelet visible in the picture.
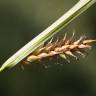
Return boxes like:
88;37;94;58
21;33;96;64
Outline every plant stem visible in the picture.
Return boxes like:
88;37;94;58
0;0;96;72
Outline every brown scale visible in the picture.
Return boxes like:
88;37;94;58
21;33;96;64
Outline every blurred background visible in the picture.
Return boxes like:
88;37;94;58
0;0;96;96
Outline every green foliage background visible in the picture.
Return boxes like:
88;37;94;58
0;0;96;96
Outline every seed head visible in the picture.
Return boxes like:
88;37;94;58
22;33;96;64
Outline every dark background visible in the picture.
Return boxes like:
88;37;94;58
0;0;96;96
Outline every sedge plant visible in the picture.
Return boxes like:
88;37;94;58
0;0;96;72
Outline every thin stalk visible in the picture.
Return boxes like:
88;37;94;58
0;0;96;72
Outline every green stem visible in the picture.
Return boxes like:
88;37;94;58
0;0;96;72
